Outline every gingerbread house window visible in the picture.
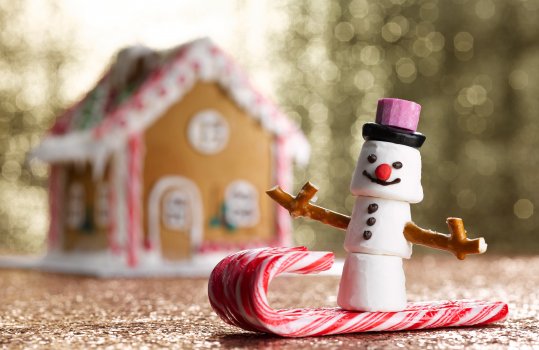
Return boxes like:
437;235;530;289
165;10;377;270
163;190;191;230
187;109;229;154
67;182;85;229
94;183;110;228
225;180;259;228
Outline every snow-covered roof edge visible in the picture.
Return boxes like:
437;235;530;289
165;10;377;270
32;38;310;171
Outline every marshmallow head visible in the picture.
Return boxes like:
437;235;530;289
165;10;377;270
350;140;423;203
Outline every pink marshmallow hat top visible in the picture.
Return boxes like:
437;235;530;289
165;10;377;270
375;98;421;132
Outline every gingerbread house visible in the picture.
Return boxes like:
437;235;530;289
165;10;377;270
31;38;309;275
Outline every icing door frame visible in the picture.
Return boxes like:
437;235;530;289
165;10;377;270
148;176;203;260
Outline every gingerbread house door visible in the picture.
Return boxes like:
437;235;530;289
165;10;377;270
148;177;203;261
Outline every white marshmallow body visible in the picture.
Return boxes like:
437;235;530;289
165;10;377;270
350;140;423;203
337;253;407;312
338;139;424;312
344;196;412;258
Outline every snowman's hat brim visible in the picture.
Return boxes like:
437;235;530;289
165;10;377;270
362;123;426;148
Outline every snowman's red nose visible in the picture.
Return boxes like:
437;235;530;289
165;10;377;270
375;163;392;181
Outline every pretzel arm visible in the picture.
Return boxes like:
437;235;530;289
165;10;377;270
404;218;487;260
266;182;351;230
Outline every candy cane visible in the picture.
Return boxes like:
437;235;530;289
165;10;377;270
126;133;143;267
208;247;508;337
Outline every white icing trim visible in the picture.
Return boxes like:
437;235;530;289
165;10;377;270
31;128;128;180
148;176;203;260
31;38;310;170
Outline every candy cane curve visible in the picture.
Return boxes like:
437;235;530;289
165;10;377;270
208;247;508;337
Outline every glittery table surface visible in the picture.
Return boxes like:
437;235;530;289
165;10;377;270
1;255;538;349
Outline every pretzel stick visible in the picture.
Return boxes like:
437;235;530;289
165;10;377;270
404;218;487;260
266;182;351;230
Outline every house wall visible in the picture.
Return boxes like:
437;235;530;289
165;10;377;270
47;164;65;252
142;82;276;253
63;162;111;251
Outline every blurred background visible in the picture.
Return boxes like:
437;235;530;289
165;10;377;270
1;0;538;256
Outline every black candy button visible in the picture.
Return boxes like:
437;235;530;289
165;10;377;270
363;230;372;240
366;217;376;226
367;203;378;214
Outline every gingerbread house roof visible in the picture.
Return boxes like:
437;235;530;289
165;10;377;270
32;38;309;175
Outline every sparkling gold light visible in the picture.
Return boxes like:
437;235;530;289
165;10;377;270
514;199;534;220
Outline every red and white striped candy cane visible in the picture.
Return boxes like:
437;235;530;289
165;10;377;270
208;247;508;337
126;133;143;267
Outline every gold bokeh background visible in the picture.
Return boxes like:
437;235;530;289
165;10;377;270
1;0;538;255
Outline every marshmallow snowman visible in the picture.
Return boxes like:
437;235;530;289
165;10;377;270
337;98;427;312
267;97;486;312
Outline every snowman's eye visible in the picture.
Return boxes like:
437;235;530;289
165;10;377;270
392;161;403;169
367;154;377;163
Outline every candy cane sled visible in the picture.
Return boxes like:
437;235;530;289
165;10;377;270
208;247;508;337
